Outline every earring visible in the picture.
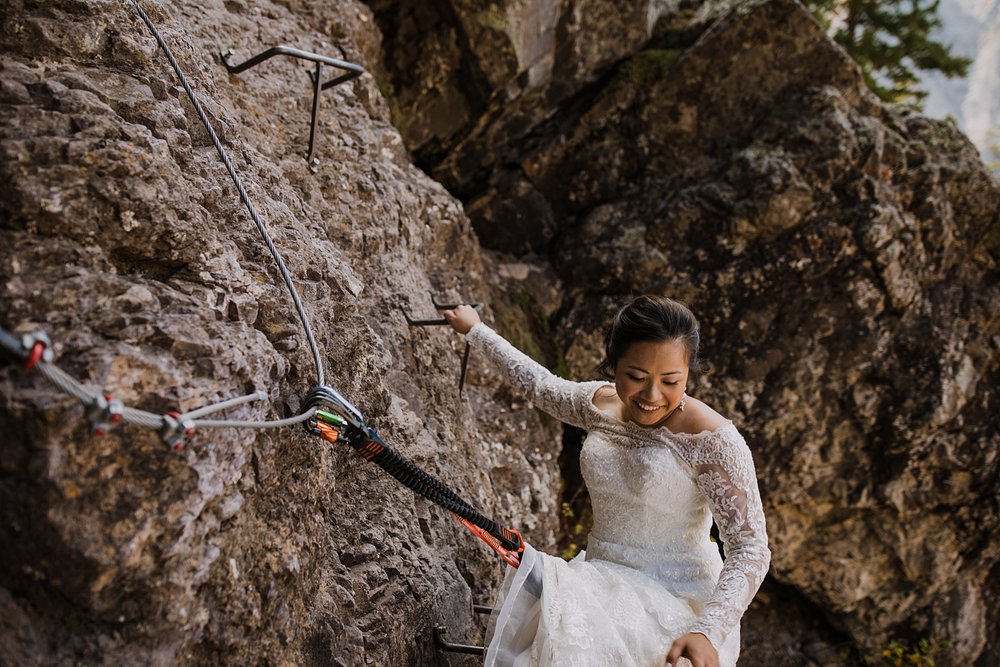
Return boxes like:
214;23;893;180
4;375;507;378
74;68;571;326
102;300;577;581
678;391;687;412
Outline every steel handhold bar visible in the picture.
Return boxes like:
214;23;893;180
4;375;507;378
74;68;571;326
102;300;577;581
220;45;363;78
219;44;363;161
400;300;483;396
401;302;483;326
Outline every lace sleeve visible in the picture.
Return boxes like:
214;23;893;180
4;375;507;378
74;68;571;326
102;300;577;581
466;323;592;429
686;426;771;649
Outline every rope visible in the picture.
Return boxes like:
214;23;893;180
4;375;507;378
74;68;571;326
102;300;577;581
127;0;325;387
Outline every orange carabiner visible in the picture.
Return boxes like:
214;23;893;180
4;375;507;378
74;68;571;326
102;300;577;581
452;514;524;569
314;421;339;443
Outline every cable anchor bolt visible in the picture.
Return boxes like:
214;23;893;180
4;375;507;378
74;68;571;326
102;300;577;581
161;411;196;452
88;393;124;436
21;332;53;370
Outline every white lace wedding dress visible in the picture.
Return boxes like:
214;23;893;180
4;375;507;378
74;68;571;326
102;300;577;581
467;324;771;667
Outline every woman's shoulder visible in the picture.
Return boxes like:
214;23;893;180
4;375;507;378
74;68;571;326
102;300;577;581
670;395;731;437
591;383;618;408
668;398;756;472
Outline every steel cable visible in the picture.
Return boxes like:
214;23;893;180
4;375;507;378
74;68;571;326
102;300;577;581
29;352;309;433
128;0;326;387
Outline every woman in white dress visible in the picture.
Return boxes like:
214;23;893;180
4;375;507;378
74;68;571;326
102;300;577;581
443;296;771;667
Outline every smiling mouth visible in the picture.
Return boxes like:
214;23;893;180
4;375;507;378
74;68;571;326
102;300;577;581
633;400;663;413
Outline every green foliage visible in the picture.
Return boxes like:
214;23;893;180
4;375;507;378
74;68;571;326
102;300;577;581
493;300;546;368
375;74;410;133
617;49;683;88
872;638;951;667
559;501;587;560
803;0;971;105
375;74;395;100
494;288;569;378
986;123;1000;173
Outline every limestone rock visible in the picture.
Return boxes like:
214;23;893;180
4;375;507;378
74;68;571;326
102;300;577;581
4;0;1000;664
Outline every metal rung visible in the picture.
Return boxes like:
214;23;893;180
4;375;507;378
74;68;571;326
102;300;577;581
433;626;484;656
220;44;364;161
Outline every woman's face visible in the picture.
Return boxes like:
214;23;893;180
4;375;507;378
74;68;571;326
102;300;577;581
614;339;690;427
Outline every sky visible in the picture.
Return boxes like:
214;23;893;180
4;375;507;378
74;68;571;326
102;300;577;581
919;0;1000;169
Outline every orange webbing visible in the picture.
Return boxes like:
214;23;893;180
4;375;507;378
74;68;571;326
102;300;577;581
317;425;384;461
358;439;385;460
453;514;524;569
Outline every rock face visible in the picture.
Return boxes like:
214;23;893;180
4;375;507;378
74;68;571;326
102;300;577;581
368;0;1000;664
3;0;999;666
0;1;563;665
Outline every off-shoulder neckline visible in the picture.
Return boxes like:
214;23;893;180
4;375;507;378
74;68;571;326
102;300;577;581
585;381;736;440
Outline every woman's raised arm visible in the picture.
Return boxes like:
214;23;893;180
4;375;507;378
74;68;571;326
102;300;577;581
444;305;593;429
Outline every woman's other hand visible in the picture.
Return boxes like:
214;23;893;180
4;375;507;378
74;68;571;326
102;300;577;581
442;304;481;335
665;632;719;667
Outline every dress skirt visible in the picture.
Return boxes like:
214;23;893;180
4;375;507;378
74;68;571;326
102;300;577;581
484;543;740;667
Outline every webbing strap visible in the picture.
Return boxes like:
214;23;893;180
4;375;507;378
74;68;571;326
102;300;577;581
312;414;524;566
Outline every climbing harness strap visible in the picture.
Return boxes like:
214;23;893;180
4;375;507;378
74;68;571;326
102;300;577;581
305;387;525;567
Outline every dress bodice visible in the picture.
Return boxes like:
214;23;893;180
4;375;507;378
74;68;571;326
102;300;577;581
582;431;712;553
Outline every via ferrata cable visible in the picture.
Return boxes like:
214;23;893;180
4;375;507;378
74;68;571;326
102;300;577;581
128;0;325;388
0;326;317;450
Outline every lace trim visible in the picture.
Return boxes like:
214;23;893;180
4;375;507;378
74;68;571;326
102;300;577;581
468;323;593;429
684;428;771;647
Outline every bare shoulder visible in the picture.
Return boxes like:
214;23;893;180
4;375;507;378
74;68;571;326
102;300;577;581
672;395;729;436
591;383;626;420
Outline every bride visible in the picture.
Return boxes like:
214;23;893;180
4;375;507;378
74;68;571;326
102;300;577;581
443;295;770;667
